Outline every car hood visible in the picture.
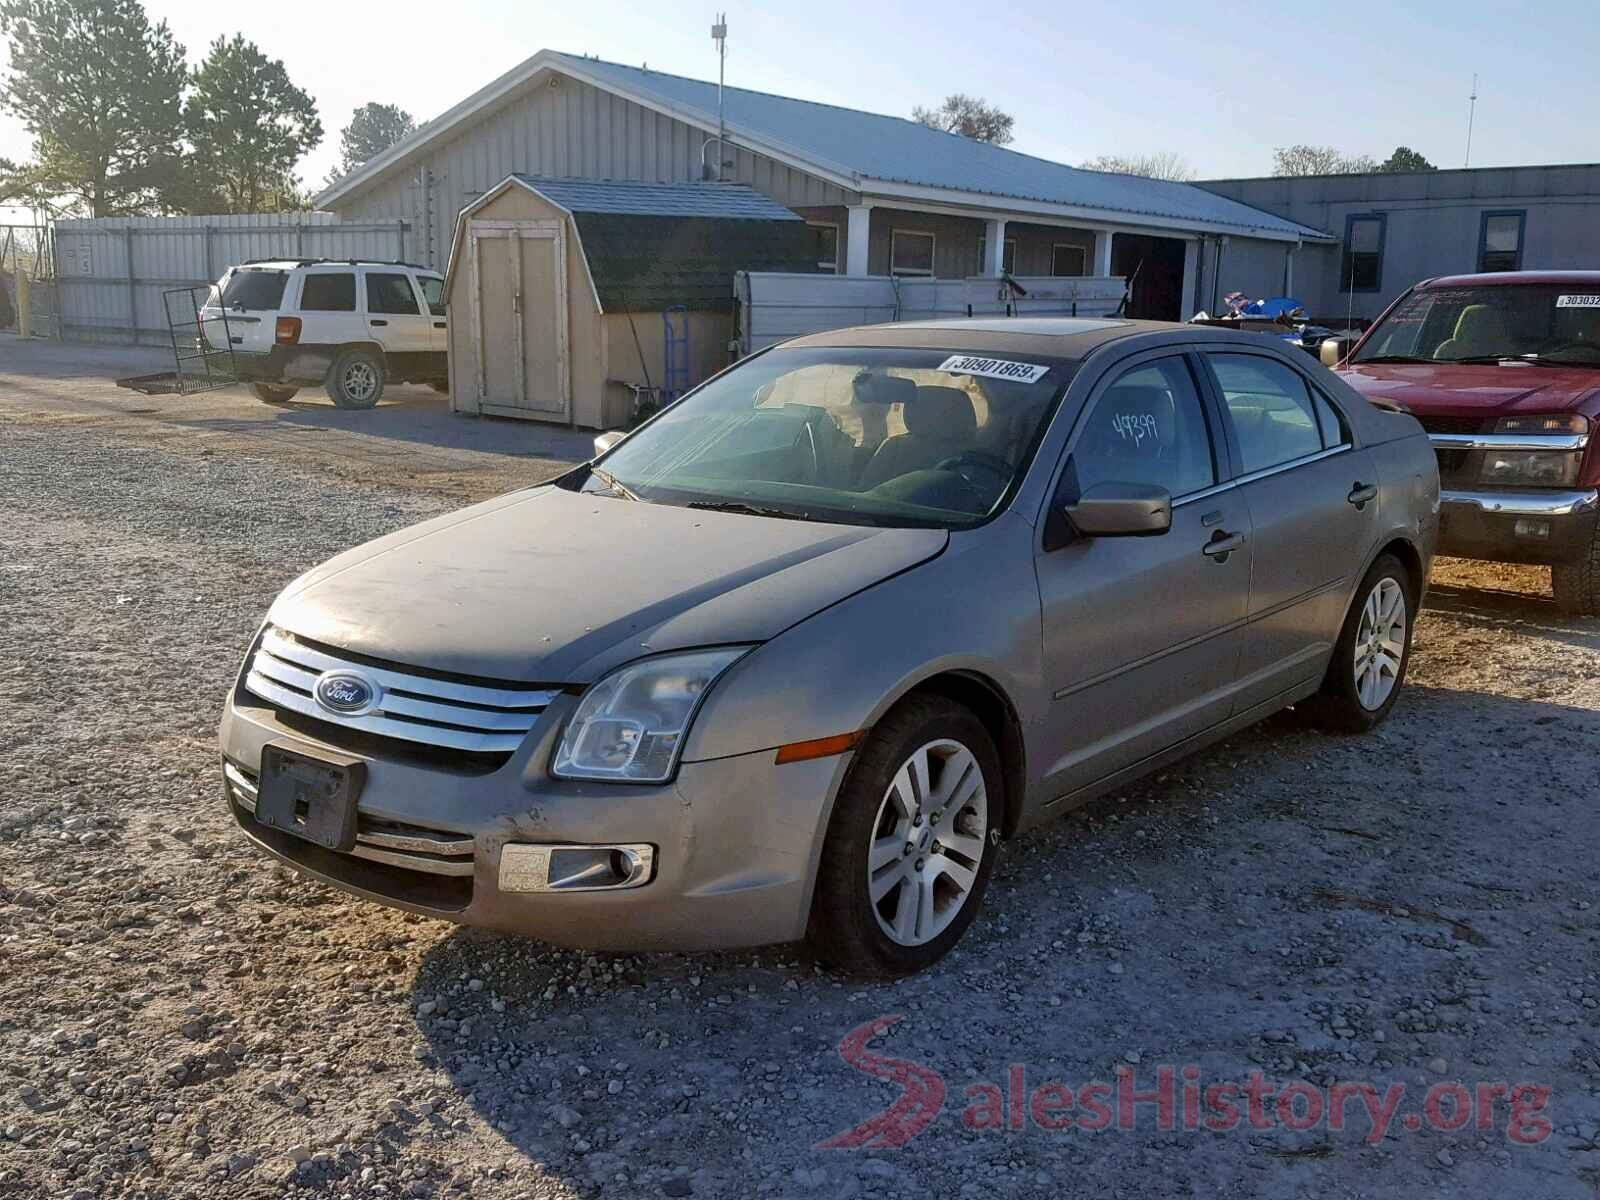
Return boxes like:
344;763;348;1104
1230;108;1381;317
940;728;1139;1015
267;485;948;683
1339;362;1600;417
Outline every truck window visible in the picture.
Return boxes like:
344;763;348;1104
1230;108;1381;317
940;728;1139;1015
221;269;288;311
367;273;421;316
300;273;356;312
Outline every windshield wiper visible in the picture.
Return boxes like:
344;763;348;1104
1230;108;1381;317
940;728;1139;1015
1354;354;1429;364
685;499;819;522
589;465;641;501
1438;354;1527;365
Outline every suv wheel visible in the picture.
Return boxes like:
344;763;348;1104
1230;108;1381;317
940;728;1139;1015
1303;553;1415;732
326;349;385;409
250;383;299;404
1552;528;1600;616
807;695;1000;977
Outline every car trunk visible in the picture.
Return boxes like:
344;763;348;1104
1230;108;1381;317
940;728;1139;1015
200;267;287;355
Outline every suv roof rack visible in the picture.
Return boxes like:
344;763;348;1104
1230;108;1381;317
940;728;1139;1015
237;257;437;271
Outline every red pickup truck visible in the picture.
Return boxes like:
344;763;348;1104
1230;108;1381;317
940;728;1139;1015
1332;271;1600;614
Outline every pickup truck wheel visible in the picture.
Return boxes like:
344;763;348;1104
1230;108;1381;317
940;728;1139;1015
1302;553;1415;733
1552;529;1600;616
250;383;299;404
326;349;385;409
807;695;1000;978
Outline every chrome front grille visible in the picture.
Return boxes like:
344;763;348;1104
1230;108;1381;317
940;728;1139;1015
244;626;558;756
225;762;475;878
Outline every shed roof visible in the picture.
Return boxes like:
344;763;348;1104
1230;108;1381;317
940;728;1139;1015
316;49;1332;244
510;176;802;221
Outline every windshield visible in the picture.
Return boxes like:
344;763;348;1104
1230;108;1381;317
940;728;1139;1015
220;268;288;311
1354;284;1600;366
592;346;1076;528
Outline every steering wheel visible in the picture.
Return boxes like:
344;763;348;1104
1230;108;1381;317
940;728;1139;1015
1539;340;1600;361
935;451;1013;490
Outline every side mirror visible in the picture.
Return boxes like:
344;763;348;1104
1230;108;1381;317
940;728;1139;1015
1319;337;1351;368
593;430;625;456
1063;482;1172;537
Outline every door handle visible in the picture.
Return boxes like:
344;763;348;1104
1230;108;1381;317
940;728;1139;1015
1201;530;1245;561
369;318;388;326
1347;482;1377;509
433;320;447;329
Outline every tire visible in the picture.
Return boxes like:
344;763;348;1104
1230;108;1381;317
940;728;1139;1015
325;348;385;410
807;695;1001;978
1552;528;1600;616
250;383;299;404
1303;553;1416;733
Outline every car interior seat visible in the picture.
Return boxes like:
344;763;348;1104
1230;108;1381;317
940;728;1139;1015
856;383;977;490
1433;305;1509;360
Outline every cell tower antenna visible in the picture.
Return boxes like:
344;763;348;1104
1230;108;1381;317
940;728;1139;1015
1465;74;1478;168
712;14;728;181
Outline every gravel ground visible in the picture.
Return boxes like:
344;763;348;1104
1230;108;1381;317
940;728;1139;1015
3;396;1600;1200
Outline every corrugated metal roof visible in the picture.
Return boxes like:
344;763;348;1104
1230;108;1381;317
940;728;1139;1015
514;176;802;221
553;54;1329;241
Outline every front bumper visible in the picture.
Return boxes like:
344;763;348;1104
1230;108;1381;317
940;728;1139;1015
1437;488;1600;565
218;690;846;951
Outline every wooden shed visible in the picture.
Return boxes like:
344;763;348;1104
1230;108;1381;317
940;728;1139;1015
442;175;815;427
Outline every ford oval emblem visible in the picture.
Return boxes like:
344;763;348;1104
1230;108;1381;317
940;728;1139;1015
314;670;379;715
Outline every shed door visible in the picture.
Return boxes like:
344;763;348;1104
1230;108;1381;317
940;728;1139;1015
469;221;570;421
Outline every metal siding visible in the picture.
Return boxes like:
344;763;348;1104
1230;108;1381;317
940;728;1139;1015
54;213;408;344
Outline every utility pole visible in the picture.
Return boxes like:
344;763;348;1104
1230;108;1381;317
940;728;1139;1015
1464;73;1478;168
712;14;728;181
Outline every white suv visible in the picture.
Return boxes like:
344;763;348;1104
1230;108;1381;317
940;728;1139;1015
200;260;447;409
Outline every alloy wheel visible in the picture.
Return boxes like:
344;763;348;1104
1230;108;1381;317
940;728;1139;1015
866;739;988;946
343;361;378;402
1353;577;1407;710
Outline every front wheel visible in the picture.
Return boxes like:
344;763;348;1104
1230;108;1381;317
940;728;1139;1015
1303;553;1415;732
1552;527;1600;616
326;349;385;410
250;383;299;404
807;695;1000;977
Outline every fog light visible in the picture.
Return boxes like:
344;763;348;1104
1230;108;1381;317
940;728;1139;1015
1514;518;1551;539
499;843;656;893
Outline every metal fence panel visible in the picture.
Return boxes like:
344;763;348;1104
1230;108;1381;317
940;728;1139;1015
53;213;411;344
734;272;1128;354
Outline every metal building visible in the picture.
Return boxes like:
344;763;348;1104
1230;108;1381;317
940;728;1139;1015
315;49;1327;325
1202;163;1600;322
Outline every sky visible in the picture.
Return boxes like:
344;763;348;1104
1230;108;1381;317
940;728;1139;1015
3;0;1598;223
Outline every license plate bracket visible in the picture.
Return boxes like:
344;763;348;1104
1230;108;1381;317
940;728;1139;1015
256;744;365;852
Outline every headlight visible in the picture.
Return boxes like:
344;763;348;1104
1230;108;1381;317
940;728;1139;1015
551;648;751;783
1479;451;1582;487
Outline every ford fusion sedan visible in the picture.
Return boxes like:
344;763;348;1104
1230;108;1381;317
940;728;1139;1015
1332;271;1600;614
219;318;1438;976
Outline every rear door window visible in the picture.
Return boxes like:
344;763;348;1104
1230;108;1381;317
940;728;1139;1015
220;269;288;311
299;272;356;312
1206;354;1330;473
418;276;446;316
367;272;422;315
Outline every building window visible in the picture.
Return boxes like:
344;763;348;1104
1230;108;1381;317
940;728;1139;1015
1051;244;1087;277
809;223;839;274
977;236;1017;274
1478;210;1525;273
1340;214;1386;292
890;229;935;277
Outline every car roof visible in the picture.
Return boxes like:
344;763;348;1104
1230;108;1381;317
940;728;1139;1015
777;317;1288;361
1422;270;1600;289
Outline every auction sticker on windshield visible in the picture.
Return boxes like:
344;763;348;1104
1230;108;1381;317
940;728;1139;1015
1556;295;1600;308
937;355;1051;384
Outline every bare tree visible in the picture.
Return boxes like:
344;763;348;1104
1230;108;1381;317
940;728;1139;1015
911;94;1014;145
1080;152;1195;181
1272;144;1379;177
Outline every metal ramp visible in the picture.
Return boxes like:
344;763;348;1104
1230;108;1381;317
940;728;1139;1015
116;286;240;396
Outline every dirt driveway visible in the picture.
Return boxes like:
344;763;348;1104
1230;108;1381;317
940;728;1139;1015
2;338;1598;1199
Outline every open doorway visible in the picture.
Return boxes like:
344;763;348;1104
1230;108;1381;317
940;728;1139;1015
1111;233;1187;321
